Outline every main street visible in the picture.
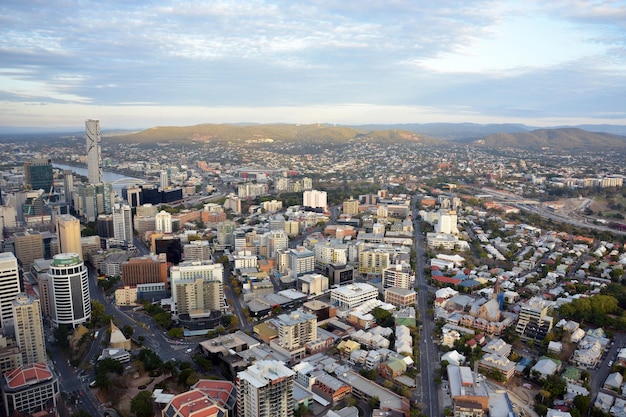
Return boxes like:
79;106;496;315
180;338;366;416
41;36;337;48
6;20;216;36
413;197;440;417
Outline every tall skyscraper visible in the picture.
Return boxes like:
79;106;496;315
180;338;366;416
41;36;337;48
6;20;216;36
237;360;295;417
85;119;102;185
48;253;91;328
63;169;74;206
24;158;53;193
56;214;82;259
0;252;21;328
113;203;133;243
12;293;46;365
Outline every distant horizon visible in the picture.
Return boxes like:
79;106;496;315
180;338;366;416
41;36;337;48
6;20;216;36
2;120;626;136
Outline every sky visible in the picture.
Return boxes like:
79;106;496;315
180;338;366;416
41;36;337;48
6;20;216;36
1;0;626;130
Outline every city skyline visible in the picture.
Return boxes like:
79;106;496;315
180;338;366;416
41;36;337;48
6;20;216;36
1;1;625;129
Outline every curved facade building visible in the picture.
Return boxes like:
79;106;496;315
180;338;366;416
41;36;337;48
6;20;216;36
49;253;91;328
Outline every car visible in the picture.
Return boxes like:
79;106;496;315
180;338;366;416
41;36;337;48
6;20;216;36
186;348;193;353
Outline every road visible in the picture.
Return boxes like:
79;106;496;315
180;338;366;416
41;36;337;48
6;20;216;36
413;197;440;417
51;251;200;416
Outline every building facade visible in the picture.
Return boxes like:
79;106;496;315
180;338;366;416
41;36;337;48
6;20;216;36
0;252;21;328
48;253;91;328
12;293;46;365
170;261;225;315
85;119;102;185
237;360;295;417
56;215;82;259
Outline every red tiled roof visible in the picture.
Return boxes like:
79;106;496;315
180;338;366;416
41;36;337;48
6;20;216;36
432;275;462;285
5;362;53;389
192;380;236;408
170;390;223;417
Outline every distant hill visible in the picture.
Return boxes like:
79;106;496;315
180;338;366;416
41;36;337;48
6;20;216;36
470;128;626;150
351;123;532;140
107;123;441;145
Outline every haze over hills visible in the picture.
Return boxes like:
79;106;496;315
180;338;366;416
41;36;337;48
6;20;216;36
105;123;441;145
469;128;626;150
2;123;626;151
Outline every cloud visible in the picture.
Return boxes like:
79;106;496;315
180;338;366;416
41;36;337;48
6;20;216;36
0;0;625;127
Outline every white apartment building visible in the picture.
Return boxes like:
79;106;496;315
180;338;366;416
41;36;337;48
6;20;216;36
155;210;173;233
0;252;21;328
298;273;329;296
237;360;295;417
289;247;315;279
259;229;288;259
262;200;283;213
435;209;459;235
382;263;415;289
112;203;134;243
303;190;327;210
314;240;348;270
358;249;390;276
276;310;317;350
233;250;258;270
170;261;225;315
12;293;46;366
330;283;378;310
223;193;242;214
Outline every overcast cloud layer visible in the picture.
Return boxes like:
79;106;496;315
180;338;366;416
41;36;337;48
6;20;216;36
1;0;625;129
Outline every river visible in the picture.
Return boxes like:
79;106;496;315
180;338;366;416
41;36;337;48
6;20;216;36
53;163;145;188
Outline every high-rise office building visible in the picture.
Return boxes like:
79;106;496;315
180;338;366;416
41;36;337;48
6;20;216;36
56;214;82;259
13;230;44;271
237;360;295;417
12;293;46;365
63;169;74;206
23;158;53;193
48;253;91;328
113;203;133;244
85;119;102;185
160;171;169;189
0;252;21;328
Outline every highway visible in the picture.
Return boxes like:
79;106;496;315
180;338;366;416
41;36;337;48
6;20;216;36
413;197;440;417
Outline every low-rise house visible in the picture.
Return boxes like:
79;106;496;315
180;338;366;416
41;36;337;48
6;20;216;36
572;341;602;369
594;392;615;413
547;341;563;354
531;357;561;379
441;350;466;366
312;372;352;404
604;372;624;391
378;357;407;379
482;338;512;357
478;353;515;381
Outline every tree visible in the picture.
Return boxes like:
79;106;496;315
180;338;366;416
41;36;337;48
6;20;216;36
138;348;163;371
369;396;381;409
130;390;155;417
91;300;107;328
122;325;134;339
53;325;70;350
345;395;357;407
167;327;184;339
573;395;591;416
95;358;124;391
